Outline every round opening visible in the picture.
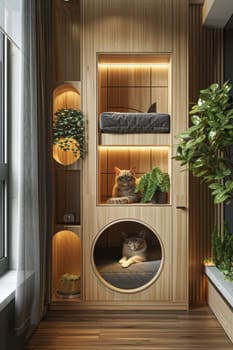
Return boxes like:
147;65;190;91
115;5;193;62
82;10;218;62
92;220;163;293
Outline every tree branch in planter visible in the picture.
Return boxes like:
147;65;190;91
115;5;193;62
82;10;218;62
175;81;233;204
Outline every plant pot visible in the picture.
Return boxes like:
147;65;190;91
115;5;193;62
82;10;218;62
57;274;81;298
151;190;168;204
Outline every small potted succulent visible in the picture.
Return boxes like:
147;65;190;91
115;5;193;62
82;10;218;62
57;273;81;296
135;166;170;203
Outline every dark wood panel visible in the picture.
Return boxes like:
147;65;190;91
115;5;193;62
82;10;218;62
55;169;80;225
189;4;223;307
23;308;233;349
52;0;80;83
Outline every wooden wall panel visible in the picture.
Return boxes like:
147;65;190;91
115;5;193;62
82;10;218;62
98;64;169;113
189;4;223;306
171;0;189;305
52;0;80;84
80;0;189;309
55;169;81;225
49;0;225;310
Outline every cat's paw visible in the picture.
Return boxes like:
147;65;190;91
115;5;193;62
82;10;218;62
106;197;129;204
121;261;130;268
119;257;127;264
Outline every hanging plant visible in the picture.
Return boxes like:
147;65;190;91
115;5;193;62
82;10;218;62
53;108;85;159
175;81;233;204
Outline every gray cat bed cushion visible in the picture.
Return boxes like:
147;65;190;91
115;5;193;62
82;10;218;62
100;112;170;133
96;260;161;290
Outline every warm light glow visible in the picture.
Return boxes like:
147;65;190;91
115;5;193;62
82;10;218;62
99;63;169;69
203;258;215;267
98;145;169;151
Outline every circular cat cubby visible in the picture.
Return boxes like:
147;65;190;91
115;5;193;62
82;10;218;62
92;219;163;293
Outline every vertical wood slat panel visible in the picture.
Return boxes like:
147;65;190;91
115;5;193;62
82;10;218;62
52;0;80;83
171;0;189;306
189;4;223;307
81;0;187;306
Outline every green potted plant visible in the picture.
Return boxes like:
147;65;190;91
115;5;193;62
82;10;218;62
175;81;233;204
175;81;233;284
135;166;170;203
53;108;85;159
211;224;233;281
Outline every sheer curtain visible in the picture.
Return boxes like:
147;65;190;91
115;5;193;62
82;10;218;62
13;0;40;333
1;0;52;337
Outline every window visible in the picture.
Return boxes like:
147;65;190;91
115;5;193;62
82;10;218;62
0;31;8;276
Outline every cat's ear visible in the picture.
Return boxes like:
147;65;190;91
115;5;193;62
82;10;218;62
139;230;146;239
130;166;136;174
114;166;121;174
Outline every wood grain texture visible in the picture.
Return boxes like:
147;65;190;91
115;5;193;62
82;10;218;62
53;84;81;113
52;81;82;300
98;62;169;114
52;230;81;300
208;282;233;344
100;133;170;146
98;146;169;202
189;4;223;307
54;169;81;224
76;0;189;309
52;0;80;83
23;307;233;349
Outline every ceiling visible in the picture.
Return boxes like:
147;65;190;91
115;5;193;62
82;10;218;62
202;0;233;27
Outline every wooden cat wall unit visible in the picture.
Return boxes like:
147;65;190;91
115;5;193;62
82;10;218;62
51;0;189;311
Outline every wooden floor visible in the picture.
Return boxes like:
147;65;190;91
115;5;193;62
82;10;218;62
23;307;233;350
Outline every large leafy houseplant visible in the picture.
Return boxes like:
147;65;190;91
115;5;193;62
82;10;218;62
175;81;233;204
135;166;170;203
53;108;85;159
175;82;233;281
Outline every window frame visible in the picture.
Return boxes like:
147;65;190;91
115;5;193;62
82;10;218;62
0;31;8;276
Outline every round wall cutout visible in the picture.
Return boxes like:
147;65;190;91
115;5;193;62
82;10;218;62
92;220;163;293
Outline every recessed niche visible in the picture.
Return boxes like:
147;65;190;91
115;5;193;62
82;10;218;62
98;146;170;204
97;53;171;115
53;83;81;165
92;220;163;292
52;230;81;299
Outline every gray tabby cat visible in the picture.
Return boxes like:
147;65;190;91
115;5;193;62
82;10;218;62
107;167;140;204
119;230;147;268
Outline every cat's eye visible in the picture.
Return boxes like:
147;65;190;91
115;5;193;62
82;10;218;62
119;175;133;181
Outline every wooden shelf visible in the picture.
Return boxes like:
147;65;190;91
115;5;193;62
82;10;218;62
100;133;170;146
54;225;81;236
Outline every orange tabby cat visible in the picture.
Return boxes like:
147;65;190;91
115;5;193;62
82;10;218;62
107;167;140;204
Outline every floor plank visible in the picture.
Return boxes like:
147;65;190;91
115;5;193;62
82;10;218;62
23;308;233;350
